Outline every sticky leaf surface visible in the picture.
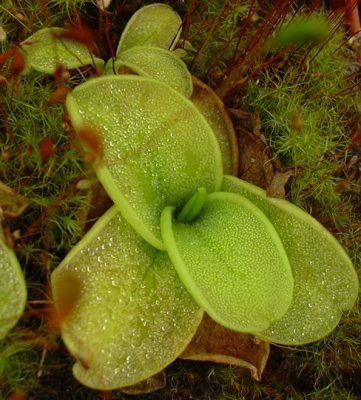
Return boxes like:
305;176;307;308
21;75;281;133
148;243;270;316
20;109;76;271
161;192;293;333
0;237;26;339
223;175;359;344
20;27;103;74
66;75;223;249
116;3;182;54
115;46;193;97
51;206;202;390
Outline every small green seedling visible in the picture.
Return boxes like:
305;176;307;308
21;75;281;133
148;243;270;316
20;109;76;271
2;2;358;392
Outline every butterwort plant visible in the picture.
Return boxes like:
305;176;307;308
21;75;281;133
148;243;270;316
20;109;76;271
0;226;27;341
2;3;358;391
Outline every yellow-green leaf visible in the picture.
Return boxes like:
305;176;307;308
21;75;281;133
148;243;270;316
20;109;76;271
0;235;26;340
222;175;359;344
161;192;293;333
116;3;182;55
114;46;193;97
51;206;202;390
66;75;223;249
20;27;103;74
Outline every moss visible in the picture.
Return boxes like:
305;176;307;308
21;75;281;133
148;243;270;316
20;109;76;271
0;72;87;261
0;336;41;399
242;10;361;400
1;4;90;396
181;0;254;85
247;12;361;219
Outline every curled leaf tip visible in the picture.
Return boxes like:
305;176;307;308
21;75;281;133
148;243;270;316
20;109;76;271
177;187;207;223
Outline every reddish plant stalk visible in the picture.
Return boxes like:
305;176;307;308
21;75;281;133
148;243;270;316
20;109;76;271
215;0;293;99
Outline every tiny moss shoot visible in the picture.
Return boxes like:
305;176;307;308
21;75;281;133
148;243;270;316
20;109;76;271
247;12;361;219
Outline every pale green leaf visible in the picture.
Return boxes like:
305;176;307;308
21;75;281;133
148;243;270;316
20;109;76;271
116;3;182;55
114;46;193;97
51;206;202;390
0;236;26;340
161;192;293;333
222;175;359;344
20;27;103;74
66;75;223;249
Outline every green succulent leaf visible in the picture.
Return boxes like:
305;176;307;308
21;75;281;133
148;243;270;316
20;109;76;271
161;191;294;333
113;46;193;97
222;175;359;344
177;187;207;223
66;75;223;249
51;206;203;390
0;236;26;340
116;3;182;55
20;27;103;74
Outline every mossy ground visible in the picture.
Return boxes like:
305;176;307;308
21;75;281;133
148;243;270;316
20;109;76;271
1;0;360;399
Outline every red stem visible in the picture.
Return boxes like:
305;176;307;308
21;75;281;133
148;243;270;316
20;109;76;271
345;0;361;35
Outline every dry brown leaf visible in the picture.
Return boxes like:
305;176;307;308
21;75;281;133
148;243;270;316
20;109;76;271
229;109;275;189
266;169;295;199
180;314;270;381
192;76;239;176
120;371;166;395
0;181;28;219
73;180;113;233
